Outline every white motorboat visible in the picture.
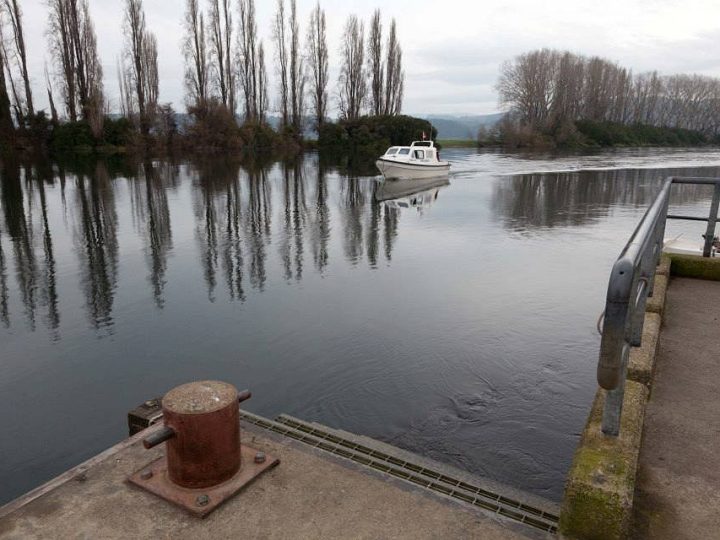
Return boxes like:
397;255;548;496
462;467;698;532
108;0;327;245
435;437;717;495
663;234;719;257
376;141;450;179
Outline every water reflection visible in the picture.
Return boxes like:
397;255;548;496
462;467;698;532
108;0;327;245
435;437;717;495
0;154;716;338
1;162;38;329
191;158;276;301
3;149;720;508
74;162;119;331
311;163;330;273
493;168;717;231
36;163;60;335
129;160;177;308
281;158;306;281
0;231;7;328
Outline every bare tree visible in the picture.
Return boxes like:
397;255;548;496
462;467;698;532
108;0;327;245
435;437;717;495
117;57;134;117
183;0;208;107
305;1;328;129
337;15;365;120
44;64;59;125
0;31;13;137
498;48;720;138
237;0;259;121
47;0;103;132
208;0;234;113
257;41;268;121
272;0;289;127
2;0;32;118
76;0;104;136
367;9;383;115
123;0;158;137
0;21;21;125
288;0;303;133
47;0;77;121
383;18;403;115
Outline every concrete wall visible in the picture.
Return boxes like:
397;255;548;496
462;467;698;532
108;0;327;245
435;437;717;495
560;253;720;539
558;257;670;540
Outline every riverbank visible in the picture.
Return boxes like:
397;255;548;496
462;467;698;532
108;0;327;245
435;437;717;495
479;120;720;150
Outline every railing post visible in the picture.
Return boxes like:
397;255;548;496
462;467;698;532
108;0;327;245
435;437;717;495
703;183;720;257
601;342;629;436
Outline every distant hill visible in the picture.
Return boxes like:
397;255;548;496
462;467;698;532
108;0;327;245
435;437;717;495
421;113;505;140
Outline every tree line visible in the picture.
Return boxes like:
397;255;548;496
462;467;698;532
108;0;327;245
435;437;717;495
0;0;406;151
496;48;720;146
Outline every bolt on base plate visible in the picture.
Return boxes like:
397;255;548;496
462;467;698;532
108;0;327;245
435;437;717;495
127;444;279;518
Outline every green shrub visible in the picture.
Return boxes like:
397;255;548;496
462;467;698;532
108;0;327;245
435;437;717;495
318;115;437;155
185;99;243;151
102;117;134;147
575;120;709;147
238;120;283;150
51;121;95;151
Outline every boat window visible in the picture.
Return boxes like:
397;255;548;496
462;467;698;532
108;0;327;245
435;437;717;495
398;148;410;155
413;150;425;159
385;147;399;155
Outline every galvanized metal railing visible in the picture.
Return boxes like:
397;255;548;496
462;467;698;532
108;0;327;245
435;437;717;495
597;176;720;436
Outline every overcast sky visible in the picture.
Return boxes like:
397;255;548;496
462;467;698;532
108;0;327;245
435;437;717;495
19;0;720;117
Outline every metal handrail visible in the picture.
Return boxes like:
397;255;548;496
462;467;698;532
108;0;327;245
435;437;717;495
597;176;720;436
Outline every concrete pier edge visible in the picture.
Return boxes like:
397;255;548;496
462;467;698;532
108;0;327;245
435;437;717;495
668;252;720;280
559;253;720;539
559;382;649;540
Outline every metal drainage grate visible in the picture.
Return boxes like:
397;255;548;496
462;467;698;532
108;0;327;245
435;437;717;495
240;411;559;534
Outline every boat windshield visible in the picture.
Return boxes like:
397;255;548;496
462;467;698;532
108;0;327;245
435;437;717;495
385;147;399;155
398;148;410;155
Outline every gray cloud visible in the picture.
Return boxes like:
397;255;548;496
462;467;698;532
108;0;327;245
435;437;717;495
18;0;720;117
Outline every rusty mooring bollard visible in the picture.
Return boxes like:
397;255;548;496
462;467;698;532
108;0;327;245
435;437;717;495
128;381;278;517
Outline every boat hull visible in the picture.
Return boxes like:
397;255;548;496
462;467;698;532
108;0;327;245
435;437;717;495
376;158;450;180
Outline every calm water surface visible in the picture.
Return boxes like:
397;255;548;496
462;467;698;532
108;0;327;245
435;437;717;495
1;147;719;504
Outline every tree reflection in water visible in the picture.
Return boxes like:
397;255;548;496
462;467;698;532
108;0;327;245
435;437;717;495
1;161;37;330
35;160;60;337
129;160;176;308
493;168;718;232
280;156;307;282
0;153;431;334
74;162;119;331
311;160;330;273
0;220;8;329
28;153;707;337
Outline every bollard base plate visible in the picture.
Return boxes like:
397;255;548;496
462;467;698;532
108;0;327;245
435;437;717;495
127;444;279;518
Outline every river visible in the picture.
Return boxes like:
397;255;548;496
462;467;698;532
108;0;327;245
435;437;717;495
1;147;719;505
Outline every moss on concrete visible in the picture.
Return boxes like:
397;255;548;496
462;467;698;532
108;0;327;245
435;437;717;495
559;381;649;539
669;253;720;281
645;274;667;315
656;254;671;277
627;313;661;388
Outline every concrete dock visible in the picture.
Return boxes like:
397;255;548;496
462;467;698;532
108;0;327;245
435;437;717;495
0;412;557;539
631;277;720;539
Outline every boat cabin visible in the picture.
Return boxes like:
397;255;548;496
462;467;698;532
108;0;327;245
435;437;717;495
383;141;439;163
